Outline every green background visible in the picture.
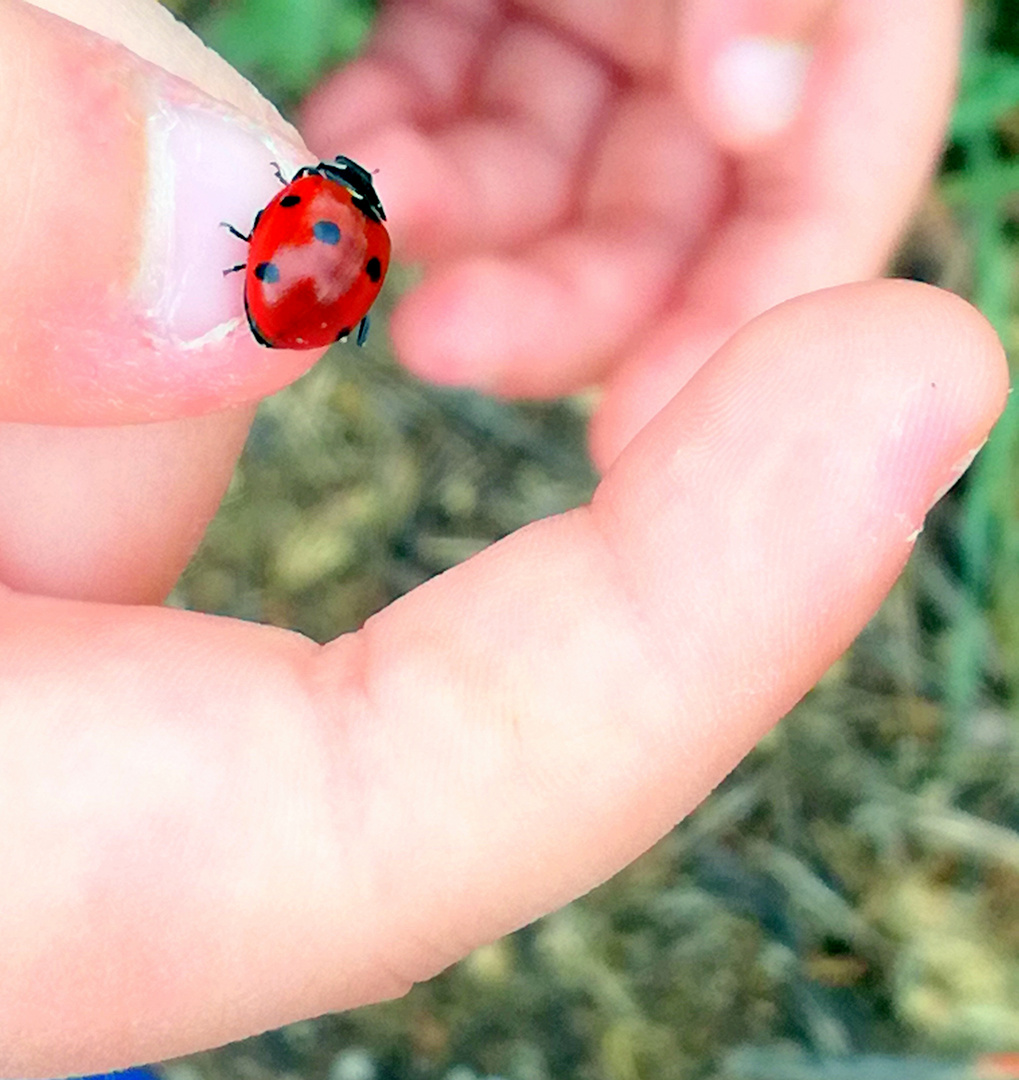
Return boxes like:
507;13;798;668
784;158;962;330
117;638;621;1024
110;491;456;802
156;1;1019;1077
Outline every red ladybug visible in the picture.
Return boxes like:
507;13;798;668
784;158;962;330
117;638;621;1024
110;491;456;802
223;155;390;349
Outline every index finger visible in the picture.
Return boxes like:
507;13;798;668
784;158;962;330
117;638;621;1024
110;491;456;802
0;281;1005;1076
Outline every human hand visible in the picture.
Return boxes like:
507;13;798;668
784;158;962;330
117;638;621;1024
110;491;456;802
0;0;1007;1076
302;0;968;467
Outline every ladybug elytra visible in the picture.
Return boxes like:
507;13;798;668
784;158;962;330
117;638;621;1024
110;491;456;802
223;155;391;349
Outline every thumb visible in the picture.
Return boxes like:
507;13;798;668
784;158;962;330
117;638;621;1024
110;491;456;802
0;0;336;605
0;0;323;425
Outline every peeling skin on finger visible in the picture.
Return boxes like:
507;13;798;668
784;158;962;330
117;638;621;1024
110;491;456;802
925;439;985;510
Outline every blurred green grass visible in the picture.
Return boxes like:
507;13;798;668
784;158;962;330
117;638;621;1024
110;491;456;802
162;1;1019;1078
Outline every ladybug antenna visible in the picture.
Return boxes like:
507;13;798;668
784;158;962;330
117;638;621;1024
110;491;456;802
270;161;287;185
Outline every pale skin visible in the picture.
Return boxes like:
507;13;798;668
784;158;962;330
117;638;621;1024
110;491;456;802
0;0;1008;1075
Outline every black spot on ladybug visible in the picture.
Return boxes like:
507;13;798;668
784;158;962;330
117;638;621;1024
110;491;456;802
279;194;301;207
336;326;352;342
254;261;280;283
313;220;341;245
365;256;382;283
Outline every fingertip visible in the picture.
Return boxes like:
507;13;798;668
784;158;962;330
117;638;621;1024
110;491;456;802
476;19;614;160
302;0;497;154
347;115;575;264
786;280;1010;456
589;281;1009;719
0;1;326;424
596;280;1010;521
392;226;683;398
892;280;1010;454
391;259;534;391
923;281;1009;404
677;0;823;153
300;60;422;156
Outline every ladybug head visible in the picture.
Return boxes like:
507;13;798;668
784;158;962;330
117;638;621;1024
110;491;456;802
318;155;386;224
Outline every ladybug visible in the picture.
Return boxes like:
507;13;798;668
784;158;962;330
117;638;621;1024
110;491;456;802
223;155;390;349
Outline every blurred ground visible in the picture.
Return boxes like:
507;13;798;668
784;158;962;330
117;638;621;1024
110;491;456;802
160;1;1019;1077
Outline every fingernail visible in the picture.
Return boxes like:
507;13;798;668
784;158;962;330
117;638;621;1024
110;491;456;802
136;85;308;348
711;36;810;143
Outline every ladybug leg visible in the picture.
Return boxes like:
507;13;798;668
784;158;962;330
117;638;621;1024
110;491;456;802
356;315;371;347
270;161;288;185
220;220;248;275
220;221;251;242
